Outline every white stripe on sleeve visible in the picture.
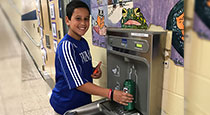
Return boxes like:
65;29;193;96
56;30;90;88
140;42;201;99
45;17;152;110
67;42;84;85
62;41;79;87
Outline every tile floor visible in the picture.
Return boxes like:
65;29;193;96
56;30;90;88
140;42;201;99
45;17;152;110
0;5;54;115
21;44;54;115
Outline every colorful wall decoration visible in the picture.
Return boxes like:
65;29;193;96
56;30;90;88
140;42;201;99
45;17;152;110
91;0;108;47
91;0;183;66
107;0;133;28
166;0;184;66
193;0;210;40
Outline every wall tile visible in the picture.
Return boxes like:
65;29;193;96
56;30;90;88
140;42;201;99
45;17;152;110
184;31;202;74
163;60;177;93
185;71;210;114
0;94;6;115
175;66;184;96
199;39;210;78
162;90;184;115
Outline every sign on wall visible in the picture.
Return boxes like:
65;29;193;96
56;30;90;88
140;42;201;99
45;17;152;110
50;3;56;20
52;22;57;38
53;39;58;53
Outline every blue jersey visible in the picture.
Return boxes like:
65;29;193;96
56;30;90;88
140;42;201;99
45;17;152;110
50;34;94;114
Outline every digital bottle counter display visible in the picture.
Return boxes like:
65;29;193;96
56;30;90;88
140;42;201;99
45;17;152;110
134;40;149;52
135;43;143;48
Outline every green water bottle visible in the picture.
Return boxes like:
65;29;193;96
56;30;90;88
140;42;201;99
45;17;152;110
123;79;135;111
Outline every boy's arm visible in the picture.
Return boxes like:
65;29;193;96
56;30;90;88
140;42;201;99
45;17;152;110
77;82;109;98
77;82;133;105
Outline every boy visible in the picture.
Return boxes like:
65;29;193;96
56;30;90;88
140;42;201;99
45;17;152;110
50;1;133;114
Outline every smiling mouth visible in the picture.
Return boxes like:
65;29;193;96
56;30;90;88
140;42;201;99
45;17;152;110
79;27;87;31
124;20;141;26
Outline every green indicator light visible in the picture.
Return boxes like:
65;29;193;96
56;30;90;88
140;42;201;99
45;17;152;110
136;43;142;48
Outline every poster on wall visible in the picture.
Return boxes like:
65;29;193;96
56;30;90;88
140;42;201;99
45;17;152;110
166;0;184;66
50;3;56;20
41;47;47;66
37;13;41;26
36;0;41;13
107;0;133;28
193;0;210;40
53;39;58;53
40;26;44;39
119;0;149;30
91;6;108;47
91;0;108;48
91;0;134;48
52;22;57;38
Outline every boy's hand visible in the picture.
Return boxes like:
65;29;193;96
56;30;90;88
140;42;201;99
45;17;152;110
113;90;133;105
91;62;102;79
91;67;102;79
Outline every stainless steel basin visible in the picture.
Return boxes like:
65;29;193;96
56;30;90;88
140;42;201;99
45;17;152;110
64;99;107;115
64;99;141;115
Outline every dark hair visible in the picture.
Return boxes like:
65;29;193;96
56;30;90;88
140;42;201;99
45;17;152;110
66;0;90;20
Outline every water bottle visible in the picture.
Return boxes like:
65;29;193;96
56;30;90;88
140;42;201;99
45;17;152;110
123;79;135;111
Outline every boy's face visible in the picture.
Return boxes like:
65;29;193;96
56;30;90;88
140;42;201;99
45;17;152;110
66;8;90;40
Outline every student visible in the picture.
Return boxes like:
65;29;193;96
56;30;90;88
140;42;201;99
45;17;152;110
49;1;133;114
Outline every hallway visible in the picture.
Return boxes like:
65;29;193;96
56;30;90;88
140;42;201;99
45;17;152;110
0;5;54;115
